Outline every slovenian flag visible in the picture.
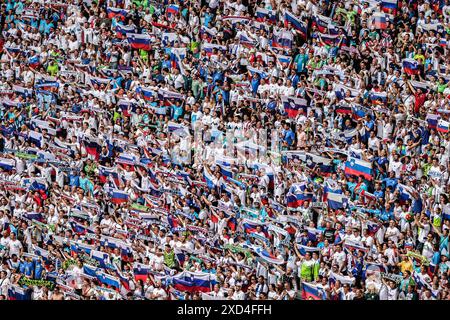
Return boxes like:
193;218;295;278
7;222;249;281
115;268;131;291
366;221;381;236
136;87;157;101
412;271;432;290
284;11;307;39
222;16;252;25
202;43;227;56
126;33;152;51
281;96;308;117
115;24;136;37
369;91;387;105
29;180;47;191
352;104;369;120
335;104;353;115
305;227;322;242
133;263;152;281
271;31;293;49
217;163;233;178
426;113;441;129
200;26;217;41
117;152;137;166
99;166;121;186
437;119;449;133
247;66;268;79
171;47;187;69
312;14;332;33
23;212;44;221
97;271;121;290
28;55;40;68
365;262;388;275
88;76;110;87
255;8;277;24
107;7;128;20
0;158;16;171
301;282;325;300
83;136;100;160
111;189;129;204
397;183;414;202
28;130;43;147
239;34;257;48
90;250;111;269
372;13;387;29
8;286;31;300
286;192;312;208
82;264;99;278
174;248;188;266
117;99;135;117
334;83;360;100
345;157;373;180
254;247;285;265
381;0;398;15
402;58;420;75
319;33;340;46
286;183;312;208
276;54;292;65
70;220;92;235
327;192;348;210
167;214;180;230
171;271;215;293
203;167;217;189
242;218;269;237
166;4;179;16
72;242;94;255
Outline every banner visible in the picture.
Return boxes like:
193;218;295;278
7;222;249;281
18;276;56;290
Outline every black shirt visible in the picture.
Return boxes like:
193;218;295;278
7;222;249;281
324;228;336;242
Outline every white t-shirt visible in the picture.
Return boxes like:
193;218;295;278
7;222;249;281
8;239;23;256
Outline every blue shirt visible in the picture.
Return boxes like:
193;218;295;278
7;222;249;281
283;129;295;146
34;261;44;279
19;261;26;274
69;174;79;187
295;54;308;73
172;105;184;120
251;78;260;94
24;261;34;276
412;197;423;214
382;177;398;189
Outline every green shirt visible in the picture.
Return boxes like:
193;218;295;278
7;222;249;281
437;83;447;93
300;260;314;282
164;250;176;268
47;63;59;76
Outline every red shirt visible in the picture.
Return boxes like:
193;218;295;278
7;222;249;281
414;92;426;114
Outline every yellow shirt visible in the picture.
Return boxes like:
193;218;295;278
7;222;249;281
398;260;413;274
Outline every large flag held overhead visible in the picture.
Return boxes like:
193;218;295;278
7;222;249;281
381;0;398;15
126;33;153;51
281;96;308;118
345;157;373;180
284;11;307;38
107;7;128;20
286;183;312;208
301;282;326;300
171;271;216;293
255;8;278;24
402;58;420;75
